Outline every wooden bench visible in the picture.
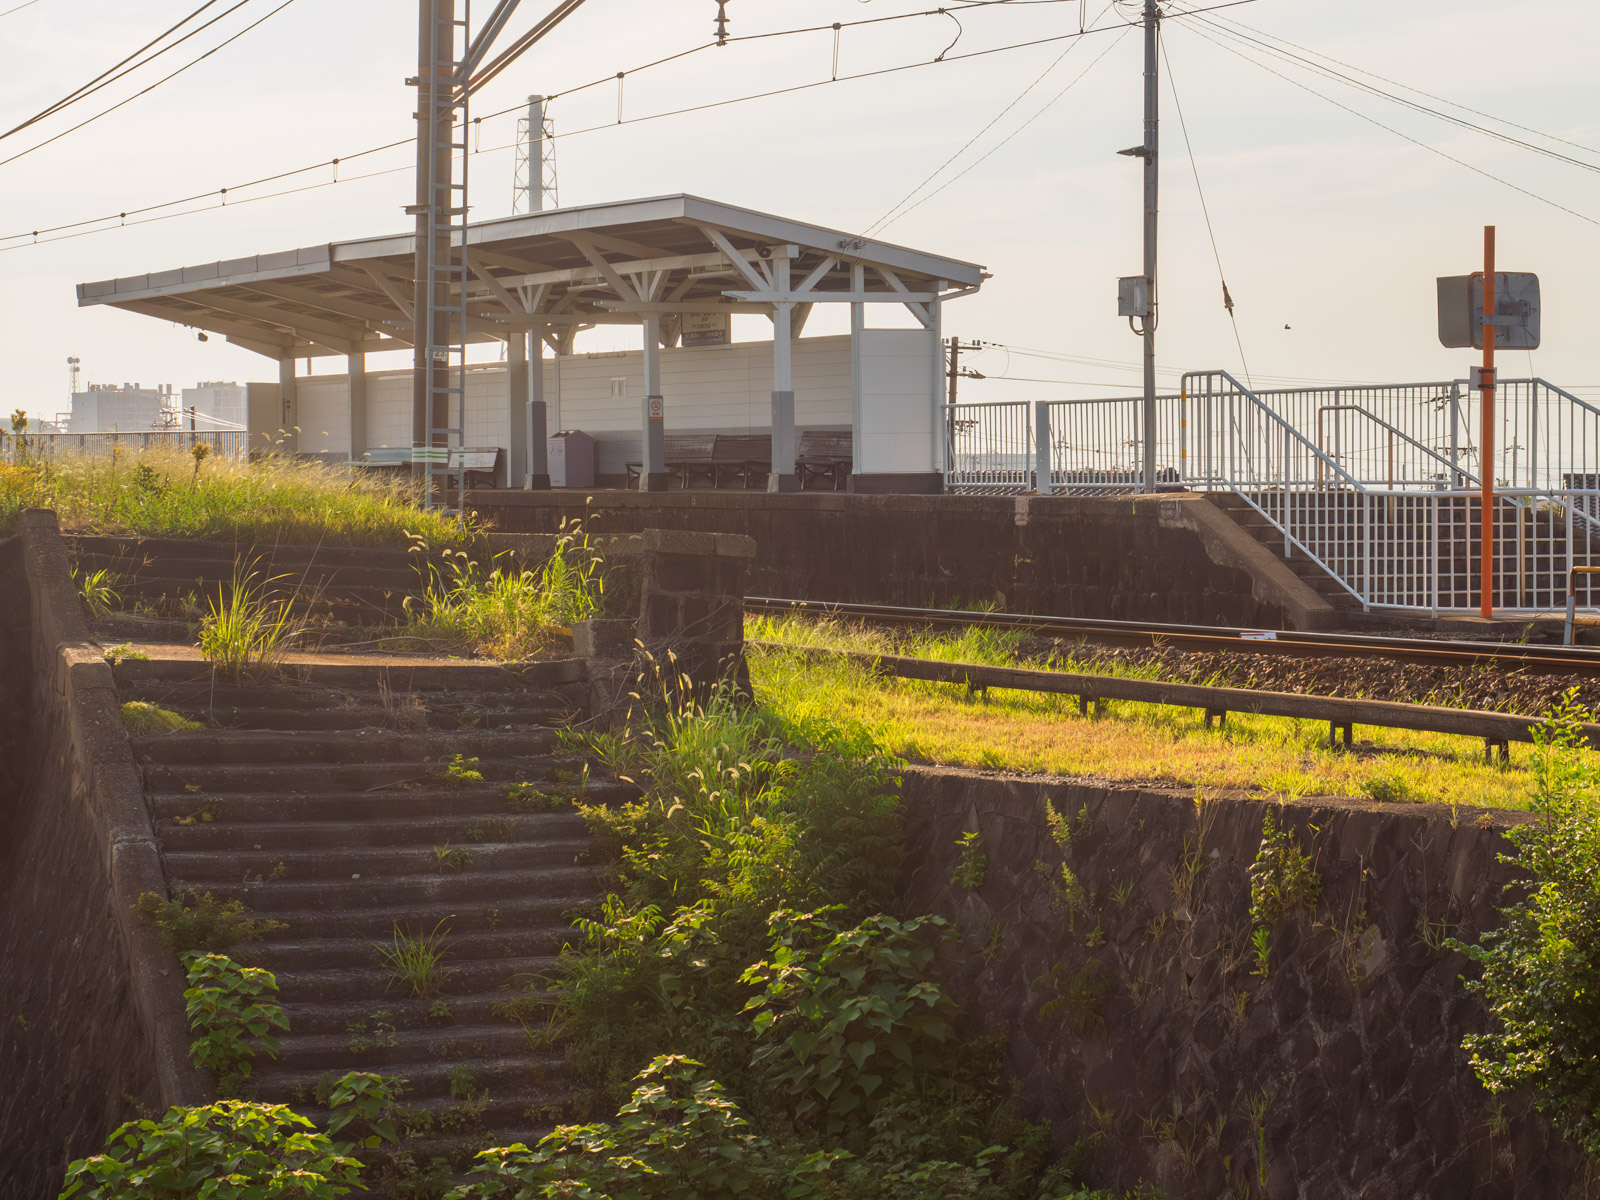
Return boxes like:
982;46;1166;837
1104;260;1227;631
349;446;504;489
712;434;772;488
795;430;852;490
626;433;717;488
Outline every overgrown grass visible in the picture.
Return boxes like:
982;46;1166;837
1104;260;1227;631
0;444;469;546
198;559;307;678
748;614;1561;811
401;517;604;659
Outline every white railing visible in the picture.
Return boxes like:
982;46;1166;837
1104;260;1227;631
8;429;250;459
945;401;1032;494
944;372;1600;615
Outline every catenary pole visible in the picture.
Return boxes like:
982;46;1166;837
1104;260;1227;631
1480;225;1496;618
1141;0;1160;491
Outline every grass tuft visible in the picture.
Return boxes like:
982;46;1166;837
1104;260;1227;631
375;920;451;999
121;701;202;735
197;559;306;679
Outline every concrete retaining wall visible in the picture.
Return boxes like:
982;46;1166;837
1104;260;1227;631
898;768;1589;1198
0;513;204;1200
472;491;1332;630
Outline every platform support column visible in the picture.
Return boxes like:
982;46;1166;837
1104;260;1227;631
640;313;667;491
849;262;865;485
506;332;529;488
768;254;800;492
347;352;367;463
528;326;549;488
277;352;298;454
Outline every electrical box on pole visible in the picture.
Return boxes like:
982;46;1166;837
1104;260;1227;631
1436;271;1540;350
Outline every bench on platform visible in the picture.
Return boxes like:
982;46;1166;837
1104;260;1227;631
626;433;717;488
795;430;853;490
712;434;772;488
349;446;504;489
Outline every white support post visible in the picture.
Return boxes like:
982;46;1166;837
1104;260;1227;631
528;327;549;488
850;263;865;487
347;352;367;463
769;254;797;491
278;353;298;453
640;313;666;491
1034;401;1052;494
507;331;529;488
929;297;944;475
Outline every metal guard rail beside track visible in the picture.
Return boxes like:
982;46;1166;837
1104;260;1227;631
751;640;1600;762
743;596;1600;674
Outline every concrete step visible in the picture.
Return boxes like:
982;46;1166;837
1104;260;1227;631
267;955;558;1005
256;926;577;974
115;656;582;692
270;1022;539;1072
272;989;557;1037
147;782;621;824
165;865;599;912
245;894;593;944
158;810;588;852
142;753;582;794
163;837;593;883
133;729;561;766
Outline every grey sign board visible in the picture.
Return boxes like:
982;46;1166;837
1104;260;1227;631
1437;272;1541;350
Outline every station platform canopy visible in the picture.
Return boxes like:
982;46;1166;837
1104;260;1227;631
77;193;987;493
76;193;986;360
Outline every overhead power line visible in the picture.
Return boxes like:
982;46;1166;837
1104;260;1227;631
1161;36;1251;387
866;1;1117;234
0;0;45;17
0;0;303;171
1196;7;1600;161
4;1;230;140
1176;19;1600;228
1171;4;1600;178
0;0;1257;253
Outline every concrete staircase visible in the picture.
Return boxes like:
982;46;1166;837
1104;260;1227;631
1206;492;1355;608
70;534;421;644
115;654;622;1171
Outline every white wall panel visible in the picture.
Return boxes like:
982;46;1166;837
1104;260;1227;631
857;329;935;474
291;336;857;477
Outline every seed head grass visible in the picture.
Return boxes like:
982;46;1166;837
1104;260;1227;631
0;444;469;546
747;614;1559;811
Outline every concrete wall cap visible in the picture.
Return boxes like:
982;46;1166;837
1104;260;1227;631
639;528;757;558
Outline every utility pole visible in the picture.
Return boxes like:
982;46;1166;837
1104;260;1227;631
1140;0;1160;492
1480;225;1496;619
946;337;983;405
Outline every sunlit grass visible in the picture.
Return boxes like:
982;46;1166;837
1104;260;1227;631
747;614;1563;811
0;445;469;547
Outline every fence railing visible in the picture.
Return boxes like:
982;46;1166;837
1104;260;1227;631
8;430;250;459
945;401;1032;494
943;372;1600;615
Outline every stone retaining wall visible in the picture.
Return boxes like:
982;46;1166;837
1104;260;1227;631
470;490;1331;630
0;513;204;1200
898;767;1591;1199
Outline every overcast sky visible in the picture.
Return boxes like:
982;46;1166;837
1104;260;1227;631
2;0;1597;421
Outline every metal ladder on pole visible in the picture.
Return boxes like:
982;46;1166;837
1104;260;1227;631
423;0;470;515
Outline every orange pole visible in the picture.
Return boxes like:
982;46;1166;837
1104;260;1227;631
1480;226;1496;619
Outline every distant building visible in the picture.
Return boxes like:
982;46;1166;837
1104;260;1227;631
182;381;248;429
69;382;173;433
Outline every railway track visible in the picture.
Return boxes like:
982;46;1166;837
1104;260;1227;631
745;597;1600;678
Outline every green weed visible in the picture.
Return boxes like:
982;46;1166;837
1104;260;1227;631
78;567;122;619
198;559;306;679
121;701;202;735
376;920;451;1000
951;830;988;891
134;890;285;956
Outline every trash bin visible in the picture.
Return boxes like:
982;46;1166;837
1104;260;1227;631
548;430;595;488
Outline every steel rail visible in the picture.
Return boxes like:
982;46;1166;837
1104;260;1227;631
745;596;1600;676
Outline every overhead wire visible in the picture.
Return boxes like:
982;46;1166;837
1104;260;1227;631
0;0;303;170
0;0;44;16
4;0;230;139
1160;35;1251;387
865;1;1117;235
1187;6;1600;163
1174;19;1600;228
1170;4;1600;178
0;0;1259;253
872;26;1133;232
